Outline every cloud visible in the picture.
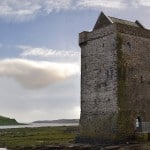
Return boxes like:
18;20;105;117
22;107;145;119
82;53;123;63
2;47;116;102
0;0;71;21
18;45;80;62
1;0;150;22
42;0;71;13
130;0;150;7
0;75;80;122
0;0;40;21
76;0;126;9
137;0;150;6
0;0;150;22
0;59;79;89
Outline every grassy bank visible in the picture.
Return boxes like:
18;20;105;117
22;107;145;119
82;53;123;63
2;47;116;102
0;116;21;126
1;126;150;150
0;126;79;149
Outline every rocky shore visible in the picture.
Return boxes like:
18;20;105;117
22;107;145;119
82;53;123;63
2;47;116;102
13;143;150;150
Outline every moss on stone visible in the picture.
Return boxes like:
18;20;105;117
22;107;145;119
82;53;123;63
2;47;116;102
135;133;148;142
116;33;134;141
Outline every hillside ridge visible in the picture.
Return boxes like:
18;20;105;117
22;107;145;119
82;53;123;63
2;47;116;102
0;115;20;125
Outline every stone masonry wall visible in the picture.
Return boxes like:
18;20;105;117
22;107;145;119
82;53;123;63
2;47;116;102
80;22;150;143
80;25;119;141
116;23;150;39
116;32;150;140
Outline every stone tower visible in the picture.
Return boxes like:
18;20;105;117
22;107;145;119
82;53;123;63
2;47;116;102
79;12;150;143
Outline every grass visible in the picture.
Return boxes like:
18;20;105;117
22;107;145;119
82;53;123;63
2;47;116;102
0;126;79;149
0;116;21;126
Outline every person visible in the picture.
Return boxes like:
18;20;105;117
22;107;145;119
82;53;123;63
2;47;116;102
136;118;139;128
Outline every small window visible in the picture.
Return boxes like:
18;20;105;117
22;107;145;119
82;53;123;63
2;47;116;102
140;76;144;83
107;70;109;78
110;70;113;78
108;98;110;102
127;42;131;51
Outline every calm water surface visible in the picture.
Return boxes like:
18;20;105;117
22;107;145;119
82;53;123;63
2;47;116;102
0;122;78;129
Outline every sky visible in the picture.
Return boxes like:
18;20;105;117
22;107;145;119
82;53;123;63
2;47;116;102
0;0;150;123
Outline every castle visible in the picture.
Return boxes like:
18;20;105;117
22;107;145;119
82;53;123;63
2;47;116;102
79;12;150;143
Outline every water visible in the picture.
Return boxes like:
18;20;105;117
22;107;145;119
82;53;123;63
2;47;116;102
0;122;78;129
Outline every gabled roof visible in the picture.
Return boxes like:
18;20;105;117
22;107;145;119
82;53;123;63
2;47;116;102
93;12;145;30
93;12;112;30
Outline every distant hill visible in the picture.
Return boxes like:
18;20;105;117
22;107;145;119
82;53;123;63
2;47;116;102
33;119;79;124
0;115;20;126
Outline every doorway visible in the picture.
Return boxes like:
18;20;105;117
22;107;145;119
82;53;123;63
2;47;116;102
136;116;142;132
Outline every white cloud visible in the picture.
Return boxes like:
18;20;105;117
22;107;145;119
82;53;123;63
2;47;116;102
42;0;71;13
0;0;40;21
18;45;80;62
0;0;71;21
76;0;126;9
0;0;150;22
137;0;150;6
0;75;80;122
0;59;79;89
2;0;150;21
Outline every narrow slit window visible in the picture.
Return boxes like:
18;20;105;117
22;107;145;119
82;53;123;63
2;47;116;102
127;42;131;51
